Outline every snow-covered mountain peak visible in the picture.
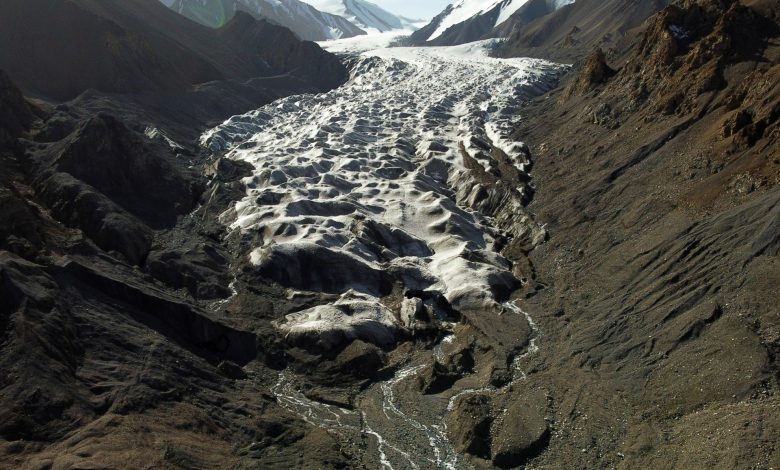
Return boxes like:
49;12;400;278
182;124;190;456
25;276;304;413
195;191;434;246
162;0;366;40
303;0;421;32
426;0;575;42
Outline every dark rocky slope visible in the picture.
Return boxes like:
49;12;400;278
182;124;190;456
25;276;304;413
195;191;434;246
406;0;670;54
0;68;356;468
405;2;504;47
494;0;672;61
498;0;780;466
165;0;367;41
0;0;354;466
0;0;346;120
0;0;346;144
217;11;348;91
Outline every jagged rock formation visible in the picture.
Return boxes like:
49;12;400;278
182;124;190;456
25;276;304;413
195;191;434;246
562;48;616;98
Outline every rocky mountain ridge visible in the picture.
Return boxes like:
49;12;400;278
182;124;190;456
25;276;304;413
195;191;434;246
406;0;575;47
305;0;422;32
163;0;368;40
0;0;346;102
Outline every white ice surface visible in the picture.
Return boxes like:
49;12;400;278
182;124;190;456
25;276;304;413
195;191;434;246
318;30;410;54
202;39;564;343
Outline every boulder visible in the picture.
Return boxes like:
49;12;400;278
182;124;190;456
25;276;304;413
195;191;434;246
204;157;254;183
399;297;424;328
491;398;550;468
418;361;462;395
331;340;387;379
217;360;247;380
445;393;493;459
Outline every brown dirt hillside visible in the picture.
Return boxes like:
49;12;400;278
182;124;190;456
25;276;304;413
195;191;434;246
508;0;780;467
494;0;672;62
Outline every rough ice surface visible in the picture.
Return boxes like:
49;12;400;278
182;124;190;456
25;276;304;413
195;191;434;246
316;30;409;54
203;40;564;346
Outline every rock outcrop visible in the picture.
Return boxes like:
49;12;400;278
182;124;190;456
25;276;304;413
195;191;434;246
562;48;616;98
34;171;154;265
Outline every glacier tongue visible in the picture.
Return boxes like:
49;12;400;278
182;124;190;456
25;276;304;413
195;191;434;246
202;40;564;347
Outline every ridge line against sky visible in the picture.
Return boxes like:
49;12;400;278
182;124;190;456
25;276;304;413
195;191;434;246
304;0;453;20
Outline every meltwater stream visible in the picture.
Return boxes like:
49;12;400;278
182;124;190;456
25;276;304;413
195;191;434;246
204;39;563;469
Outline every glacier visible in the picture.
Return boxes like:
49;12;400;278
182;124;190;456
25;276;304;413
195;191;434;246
203;40;563;347
201;38;565;469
